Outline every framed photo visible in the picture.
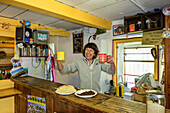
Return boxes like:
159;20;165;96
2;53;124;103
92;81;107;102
113;24;124;36
73;33;84;53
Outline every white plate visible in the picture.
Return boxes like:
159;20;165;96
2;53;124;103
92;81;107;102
55;85;76;96
75;89;97;98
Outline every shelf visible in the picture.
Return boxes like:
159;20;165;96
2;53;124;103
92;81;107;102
18;42;48;57
16;42;48;46
124;11;164;34
0;88;22;99
20;56;47;57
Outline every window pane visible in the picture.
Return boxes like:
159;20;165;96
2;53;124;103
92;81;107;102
125;62;154;75
124;48;154;61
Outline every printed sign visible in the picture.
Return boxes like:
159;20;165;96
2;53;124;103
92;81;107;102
142;30;163;45
27;95;46;113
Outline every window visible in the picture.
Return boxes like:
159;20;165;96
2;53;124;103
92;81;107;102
124;47;154;88
112;37;159;90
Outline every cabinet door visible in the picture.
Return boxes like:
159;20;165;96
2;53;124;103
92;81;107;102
0;96;14;113
164;38;170;109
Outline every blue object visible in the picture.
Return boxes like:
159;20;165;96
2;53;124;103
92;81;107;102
25;21;31;27
24;37;30;43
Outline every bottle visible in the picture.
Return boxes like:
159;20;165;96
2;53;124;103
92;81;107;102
45;46;48;57
146;19;151;29
137;21;141;30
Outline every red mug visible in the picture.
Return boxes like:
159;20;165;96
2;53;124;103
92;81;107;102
99;53;108;63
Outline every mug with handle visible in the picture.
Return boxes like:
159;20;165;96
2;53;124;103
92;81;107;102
98;53;108;63
56;51;65;61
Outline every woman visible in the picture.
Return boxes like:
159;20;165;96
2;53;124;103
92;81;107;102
56;43;115;92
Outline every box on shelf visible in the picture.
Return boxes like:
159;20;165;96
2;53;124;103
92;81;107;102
129;24;135;32
33;29;49;44
134;93;146;103
123;92;134;100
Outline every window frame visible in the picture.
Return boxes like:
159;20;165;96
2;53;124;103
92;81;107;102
112;37;159;86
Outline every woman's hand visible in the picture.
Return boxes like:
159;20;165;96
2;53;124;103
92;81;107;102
54;54;64;71
54;54;57;61
107;55;115;72
107;55;114;64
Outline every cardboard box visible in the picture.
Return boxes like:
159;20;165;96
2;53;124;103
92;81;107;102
129;24;135;32
123;92;134;100
134;93;146;103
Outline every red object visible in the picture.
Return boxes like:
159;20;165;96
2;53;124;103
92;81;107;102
29;38;33;44
131;87;138;91
129;24;135;32
99;53;107;63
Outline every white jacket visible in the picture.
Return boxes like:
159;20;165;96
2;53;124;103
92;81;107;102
60;58;115;92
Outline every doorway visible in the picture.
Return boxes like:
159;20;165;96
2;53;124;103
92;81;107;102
112;37;159;89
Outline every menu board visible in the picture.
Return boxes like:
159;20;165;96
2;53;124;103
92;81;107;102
142;30;163;45
73;33;84;53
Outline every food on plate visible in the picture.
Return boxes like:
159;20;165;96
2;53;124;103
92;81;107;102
77;90;95;96
57;85;76;94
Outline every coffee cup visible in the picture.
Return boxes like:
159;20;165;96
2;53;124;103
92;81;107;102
57;51;65;60
99;53;108;63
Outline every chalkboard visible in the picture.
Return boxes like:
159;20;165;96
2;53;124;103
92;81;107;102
73;33;84;53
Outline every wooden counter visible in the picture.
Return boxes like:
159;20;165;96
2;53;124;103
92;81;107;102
11;76;170;113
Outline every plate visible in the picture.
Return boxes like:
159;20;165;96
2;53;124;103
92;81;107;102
75;89;97;98
55;85;76;96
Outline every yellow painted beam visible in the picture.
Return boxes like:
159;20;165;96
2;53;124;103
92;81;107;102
0;0;111;30
0;16;70;37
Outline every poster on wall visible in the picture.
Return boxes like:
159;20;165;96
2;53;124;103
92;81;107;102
73;33;84;53
27;95;46;113
113;24;124;36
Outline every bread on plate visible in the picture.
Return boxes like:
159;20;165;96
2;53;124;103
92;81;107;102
57;85;76;94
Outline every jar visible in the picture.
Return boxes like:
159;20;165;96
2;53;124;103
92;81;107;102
146;19;151;29
146;90;165;113
29;38;33;44
137;21;141;30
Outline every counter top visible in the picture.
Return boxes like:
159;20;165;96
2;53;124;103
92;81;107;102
11;76;170;113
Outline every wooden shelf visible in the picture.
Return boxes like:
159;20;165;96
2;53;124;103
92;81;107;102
0;88;22;99
124;11;164;34
18;42;48;57
16;42;48;46
20;55;48;57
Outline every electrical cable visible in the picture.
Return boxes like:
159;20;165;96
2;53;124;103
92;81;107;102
31;57;41;68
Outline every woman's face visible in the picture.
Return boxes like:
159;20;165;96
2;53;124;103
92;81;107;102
85;48;95;61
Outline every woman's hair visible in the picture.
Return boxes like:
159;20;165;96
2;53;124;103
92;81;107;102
83;43;99;59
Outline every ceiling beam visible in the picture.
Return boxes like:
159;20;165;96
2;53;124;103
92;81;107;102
0;0;111;30
0;16;70;37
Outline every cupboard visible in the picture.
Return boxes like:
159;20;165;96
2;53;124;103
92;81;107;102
124;11;164;34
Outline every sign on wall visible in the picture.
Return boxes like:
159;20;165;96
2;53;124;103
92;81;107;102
142;30;163;45
73;33;84;53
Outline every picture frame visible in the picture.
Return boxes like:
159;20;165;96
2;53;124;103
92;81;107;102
73;33;84;53
113;24;124;36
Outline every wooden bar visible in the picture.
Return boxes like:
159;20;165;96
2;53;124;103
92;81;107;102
10;76;170;113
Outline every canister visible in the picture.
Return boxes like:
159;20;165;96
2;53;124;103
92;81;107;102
116;84;124;97
146;90;165;113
